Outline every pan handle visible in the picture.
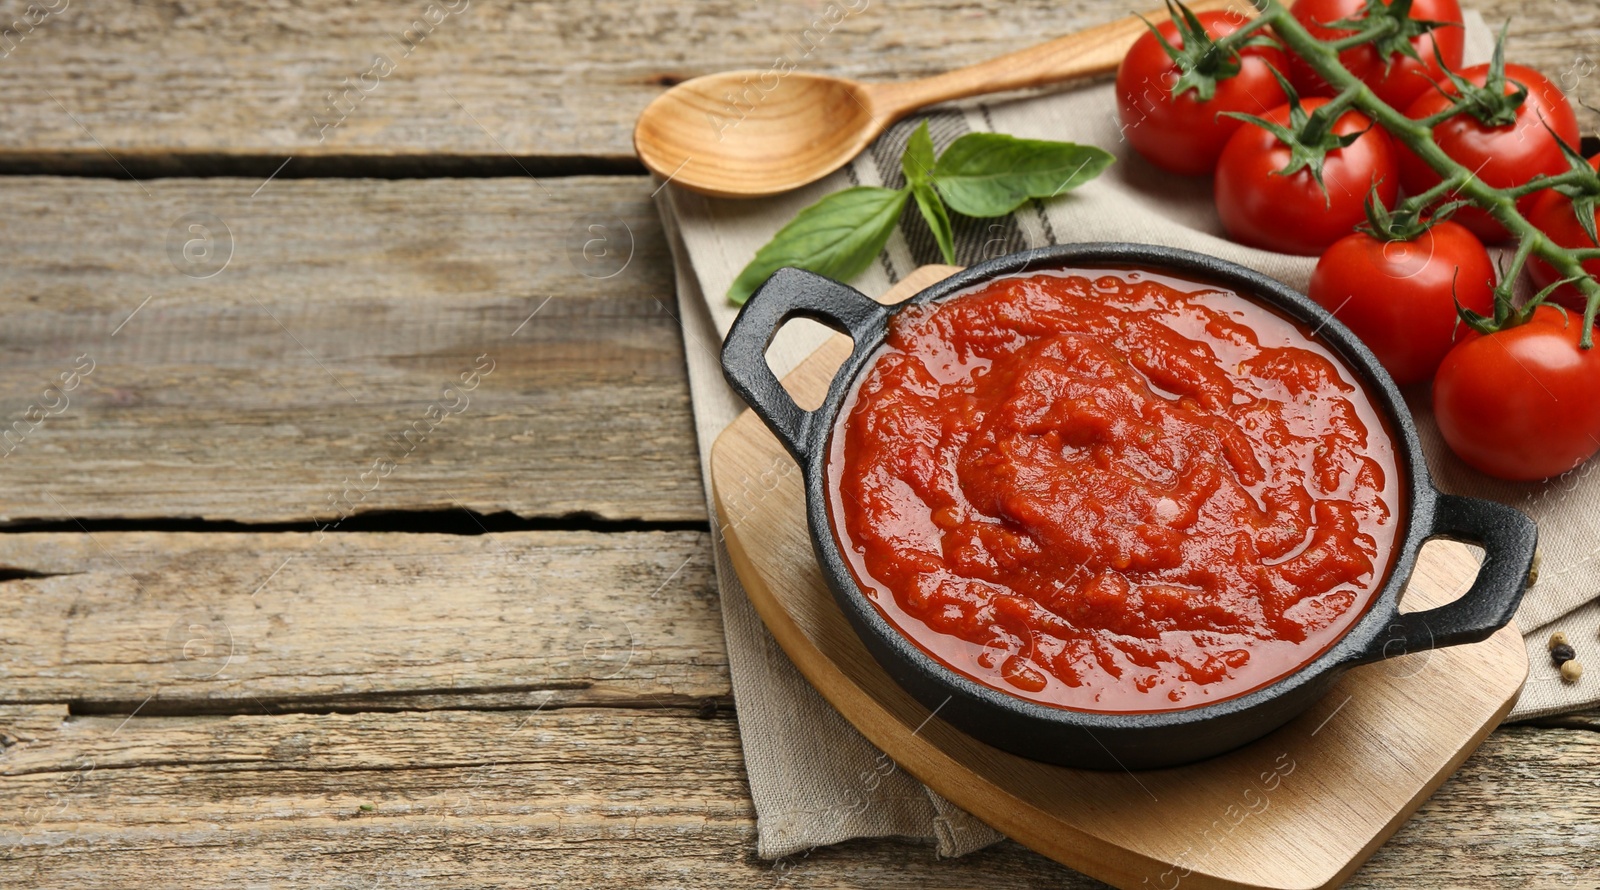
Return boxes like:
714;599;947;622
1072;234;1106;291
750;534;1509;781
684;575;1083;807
720;268;890;463
1348;492;1537;666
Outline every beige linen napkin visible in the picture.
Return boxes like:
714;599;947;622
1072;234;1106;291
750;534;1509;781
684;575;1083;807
656;10;1592;859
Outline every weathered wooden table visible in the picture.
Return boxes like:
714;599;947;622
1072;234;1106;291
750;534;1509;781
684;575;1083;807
2;2;1598;886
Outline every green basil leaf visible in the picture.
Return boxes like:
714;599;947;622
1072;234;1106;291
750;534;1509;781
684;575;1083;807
932;134;1114;218
911;179;956;265
727;186;910;305
904;122;953;262
902;121;936;187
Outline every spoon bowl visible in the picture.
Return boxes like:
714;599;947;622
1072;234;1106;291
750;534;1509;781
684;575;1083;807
635;71;883;198
634;0;1247;198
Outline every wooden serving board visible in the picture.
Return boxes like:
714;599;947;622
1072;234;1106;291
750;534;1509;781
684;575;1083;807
710;265;1529;890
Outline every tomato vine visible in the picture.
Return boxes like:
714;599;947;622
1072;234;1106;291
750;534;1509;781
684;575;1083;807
1225;0;1600;345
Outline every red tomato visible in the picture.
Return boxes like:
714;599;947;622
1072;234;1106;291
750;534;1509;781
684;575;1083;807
1310;220;1495;386
1115;11;1290;176
1527;154;1600;309
1399;63;1580;243
1286;0;1464;109
1214;98;1400;256
1433;306;1600;481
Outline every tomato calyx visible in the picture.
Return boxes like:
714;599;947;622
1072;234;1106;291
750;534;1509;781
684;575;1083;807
1320;0;1459;73
1457;272;1579;337
1542;130;1600;248
1143;0;1278;102
1222;70;1367;199
1427;25;1528;128
1356;185;1459;241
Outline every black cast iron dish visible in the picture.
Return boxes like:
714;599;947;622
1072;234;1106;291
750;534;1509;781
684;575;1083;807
722;243;1537;770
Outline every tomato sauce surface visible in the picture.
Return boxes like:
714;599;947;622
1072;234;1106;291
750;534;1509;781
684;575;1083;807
828;268;1402;712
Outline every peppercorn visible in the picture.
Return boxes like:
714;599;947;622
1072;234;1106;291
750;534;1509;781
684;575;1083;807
1561;660;1583;683
1549;631;1570;651
1551;643;1577;665
1526;550;1541;588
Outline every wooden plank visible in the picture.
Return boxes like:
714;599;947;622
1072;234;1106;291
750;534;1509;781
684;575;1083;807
1523;708;1600;730
0;0;1590;170
0;176;705;524
0;531;726;710
0;704;1595;887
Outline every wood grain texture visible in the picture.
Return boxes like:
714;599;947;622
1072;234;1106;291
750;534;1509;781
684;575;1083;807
0;0;1591;171
0;531;724;710
1522;706;1600;730
1;705;1596;888
633;0;1246;196
0;176;704;524
711;268;1530;889
1;1;1597;886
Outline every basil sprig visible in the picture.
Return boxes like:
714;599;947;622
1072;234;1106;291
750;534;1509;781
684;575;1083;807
727;123;1113;305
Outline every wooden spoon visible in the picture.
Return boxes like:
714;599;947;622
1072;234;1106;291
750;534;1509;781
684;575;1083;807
634;0;1247;198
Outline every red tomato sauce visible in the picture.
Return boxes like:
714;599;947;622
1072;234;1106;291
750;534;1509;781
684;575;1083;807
828;268;1402;712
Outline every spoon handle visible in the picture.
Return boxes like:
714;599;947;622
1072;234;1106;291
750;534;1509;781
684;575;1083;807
866;0;1252;115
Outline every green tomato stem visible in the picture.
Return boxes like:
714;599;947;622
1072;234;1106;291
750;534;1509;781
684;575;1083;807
1327;20;1397;52
1299;84;1364;145
1501;168;1592;199
1503;234;1538;301
1216;12;1277;45
1254;0;1600;347
1418;107;1461;128
1396;172;1469;215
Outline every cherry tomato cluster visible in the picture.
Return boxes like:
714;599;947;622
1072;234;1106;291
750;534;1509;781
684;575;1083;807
1115;0;1600;482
